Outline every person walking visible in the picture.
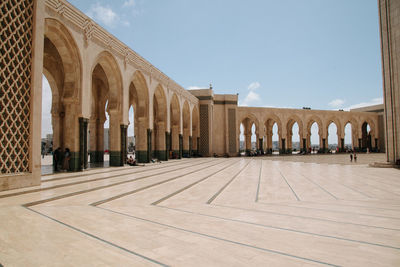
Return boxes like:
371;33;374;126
354;152;357;163
350;153;353;162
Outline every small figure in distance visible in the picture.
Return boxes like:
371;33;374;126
127;155;137;166
63;148;71;171
354;152;357;163
350;152;353;162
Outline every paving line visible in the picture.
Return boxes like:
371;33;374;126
298;173;338;200
91;159;230;206
305;202;400;212
206;159;253;204
255;160;263;202
213;204;400;232
258;202;400;220
97;206;340;267
278;170;300;201
1;159;213;200
151;159;241;205
25;207;169;267
42;159;193;183
157;205;400;250
22;159;219;207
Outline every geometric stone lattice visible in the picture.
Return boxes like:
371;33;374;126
0;0;34;173
199;104;209;155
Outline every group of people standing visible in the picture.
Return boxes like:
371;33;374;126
53;147;71;172
349;151;357;162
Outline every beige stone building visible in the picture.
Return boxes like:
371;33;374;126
0;0;397;191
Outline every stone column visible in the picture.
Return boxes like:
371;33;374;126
155;121;166;160
179;134;183;159
165;131;170;160
136;117;149;163
281;138;286;154
108;110;121;166
120;124;128;166
340;138;345;152
79;117;89;170
171;125;179;158
63;102;79;171
189;136;192;157
183;128;190;157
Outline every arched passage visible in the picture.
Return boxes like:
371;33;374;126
182;101;191;157
153;85;168;160
327;122;338;152
42;18;82;172
129;71;149;163
264;116;282;154
306;117;322;153
344;122;353;151
240;115;259;155
286;116;303;153
170;93;181;159
361;121;372;152
89;51;123;167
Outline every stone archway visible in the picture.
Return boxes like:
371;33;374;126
89;51;123;167
264;114;282;154
286;115;304;153
169;93;181;159
306;116;323;153
129;71;149;163
239;114;259;155
43;18;82;171
153;85;168;160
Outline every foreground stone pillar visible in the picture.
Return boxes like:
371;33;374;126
136;118;149;163
79;117;89;170
109;110;121;166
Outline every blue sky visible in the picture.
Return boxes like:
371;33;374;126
43;0;383;143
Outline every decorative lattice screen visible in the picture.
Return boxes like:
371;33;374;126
199;104;209;155
0;0;34;173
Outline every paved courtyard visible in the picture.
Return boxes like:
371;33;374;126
1;154;400;266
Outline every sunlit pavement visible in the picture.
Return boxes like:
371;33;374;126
2;153;400;266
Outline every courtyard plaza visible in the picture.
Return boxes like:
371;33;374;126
1;153;399;266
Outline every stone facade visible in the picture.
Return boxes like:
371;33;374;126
0;0;393;191
378;0;400;164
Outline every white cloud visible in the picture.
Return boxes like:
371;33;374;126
240;91;261;106
187;86;206;90
87;3;118;27
344;97;383;111
123;0;135;7
247;82;260;91
328;98;345;108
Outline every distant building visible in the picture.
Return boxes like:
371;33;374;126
351;104;385;152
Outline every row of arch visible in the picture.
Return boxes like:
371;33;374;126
43;18;199;171
239;113;378;153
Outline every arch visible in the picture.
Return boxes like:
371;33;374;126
128;71;150;162
327;122;339;152
129;70;149;122
169;93;181;158
285;115;304;152
43;18;82;171
153;84;168;160
263;114;283;153
91;51;123;111
239;114;260;154
306;115;323;152
44;18;82;100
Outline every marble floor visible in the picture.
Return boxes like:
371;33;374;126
1;154;399;266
